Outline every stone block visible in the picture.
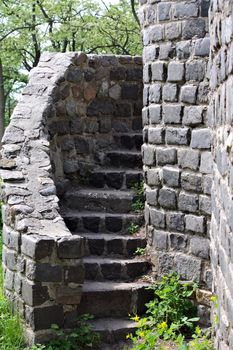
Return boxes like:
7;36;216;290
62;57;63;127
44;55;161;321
163;166;180;187
26;305;64;331
148;127;165;144
166;212;185;232
186;60;206;81
199;195;212;215
157;148;177;165
176;40;191;60
158;188;177;209
56;285;82;304
64;264;85;284
159;42;173;60
163;83;178;102
149;105;161;124
178;149;200;170
180;85;197;104
57;237;84;259
153;230;168;250
185;214;205;234
203;175;212;194
149;208;165;228
182;18;206;40
178;192;199;213
21;235;55;261
34;263;62;283
146;189;158;206
183;106;203;125
165;22;182;40
22;280;49;306
146;168;161;186
142;144;155;166
167;62;184;82
149;83;161;103
166;127;190;145
143;64;150;83
181;172;202;192
169;233;187;251
148;24;164;43
158;2;171;21
126;68;142;81
190;237;210;259
151;62;166;81
163;104;182;124
194;38;210;57
175;254;201;281
173;2;198;19
200;152;212;174
191;129;211;149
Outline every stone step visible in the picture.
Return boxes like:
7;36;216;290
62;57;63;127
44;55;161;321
77;281;152;318
63;188;135;213
81;232;147;257
89;317;136;345
63;210;144;234
113;133;143;151
84;256;150;281
103;151;142;169
88;168;143;190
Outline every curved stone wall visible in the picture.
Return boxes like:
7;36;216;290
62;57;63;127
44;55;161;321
139;0;212;323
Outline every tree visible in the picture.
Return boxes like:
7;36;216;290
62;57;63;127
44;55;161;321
0;0;142;138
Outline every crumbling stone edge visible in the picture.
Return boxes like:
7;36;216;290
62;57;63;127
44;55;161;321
0;52;86;344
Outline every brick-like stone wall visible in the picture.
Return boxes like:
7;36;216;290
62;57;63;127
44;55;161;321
48;54;142;196
139;0;212;320
0;52;142;343
208;1;233;348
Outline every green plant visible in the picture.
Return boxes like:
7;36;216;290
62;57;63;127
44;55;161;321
134;247;146;256
128;223;139;234
128;273;199;350
176;327;215;350
132;181;144;212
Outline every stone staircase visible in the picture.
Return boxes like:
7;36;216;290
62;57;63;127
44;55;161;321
60;131;152;345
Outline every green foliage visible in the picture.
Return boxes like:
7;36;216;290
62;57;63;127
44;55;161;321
134;247;146;256
128;273;200;350
128;223;139;234
132;182;145;212
176;327;215;350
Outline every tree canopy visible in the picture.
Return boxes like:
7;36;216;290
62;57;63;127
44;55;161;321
0;0;142;139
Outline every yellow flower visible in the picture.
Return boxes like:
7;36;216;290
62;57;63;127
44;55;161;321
158;321;168;332
126;333;132;340
139;331;145;338
132;314;140;322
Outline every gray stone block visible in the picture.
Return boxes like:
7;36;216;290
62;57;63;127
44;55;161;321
159;42;173;60
163;166;180;187
151;62;166;81
175;253;201;281
167;62;184;82
166;212;185;232
57;237;84;259
146;189;158;206
185;214;205;233
181;172;203;192
22;280;49;306
178;192;199;213
182;18;206;40
199;195;212;215
190;236;210;259
158;2;171;21
149;83;161;103
153;230;168;250
34;263;62;282
200;152;212;174
191;129;211;149
163;105;182;124
173;2;198;19
203;175;212;194
157;148;177;165
158;188;177;209
142;144;155;165
148;127;165;144
146;168;161;186
183;106;203;125
176;40;191;60
166;127;190;145
163;83;178;102
150;208;165;228
149;105;161;124
21;235;55;261
180;85;197;104
170;233;187;251
186;60;206;81
149;24;164;43
143;64;150;83
165;22;182;40
194;38;210;57
178;149;200;170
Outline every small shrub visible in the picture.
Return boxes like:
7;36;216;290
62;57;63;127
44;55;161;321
128;223;139;234
134;247;146;256
132;182;144;212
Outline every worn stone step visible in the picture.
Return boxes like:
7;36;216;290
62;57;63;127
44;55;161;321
81;233;147;257
104;151;142;169
84;256;150;281
63;188;135;213
89;317;136;344
63;210;144;234
77;281;152;318
113;133;143;151
88;168;143;189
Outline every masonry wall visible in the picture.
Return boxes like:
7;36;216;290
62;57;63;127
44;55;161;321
139;0;212;320
208;1;233;348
